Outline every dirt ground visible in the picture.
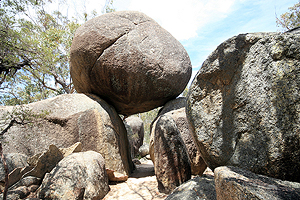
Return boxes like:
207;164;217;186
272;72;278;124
103;160;168;200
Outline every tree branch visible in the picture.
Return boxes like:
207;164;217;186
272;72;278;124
0;143;8;200
50;70;70;93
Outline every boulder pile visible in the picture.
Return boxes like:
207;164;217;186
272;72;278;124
1;9;300;200
0;10;193;199
0;94;133;176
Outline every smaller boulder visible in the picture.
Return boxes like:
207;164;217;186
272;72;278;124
10;176;41;190
215;166;300;200
124;116;145;157
165;175;216;200
0;166;33;190
106;168;128;182
24;142;82;179
151;115;191;194
139;143;149;158
37;151;110;200
158;97;207;175
0;185;30;200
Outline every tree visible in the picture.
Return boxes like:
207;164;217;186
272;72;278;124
277;1;300;31
103;0;116;13
0;0;115;106
0;0;83;105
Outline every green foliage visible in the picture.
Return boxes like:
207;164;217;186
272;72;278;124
277;1;300;31
0;0;117;106
182;87;189;97
0;105;50;135
0;0;81;105
103;0;115;14
137;107;161;144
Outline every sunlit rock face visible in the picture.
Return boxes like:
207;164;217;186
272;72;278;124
70;11;192;116
187;32;300;182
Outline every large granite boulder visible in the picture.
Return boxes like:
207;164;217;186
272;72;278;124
215;166;300;200
158;97;207;176
0;94;134;175
70;11;192;116
186;32;300;181
37;151;110;200
150;115;191;194
124;116;144;157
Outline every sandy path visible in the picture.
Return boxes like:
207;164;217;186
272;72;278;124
103;160;168;200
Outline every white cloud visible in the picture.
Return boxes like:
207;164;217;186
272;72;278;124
126;0;237;41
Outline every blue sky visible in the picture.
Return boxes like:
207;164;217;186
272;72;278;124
53;0;298;83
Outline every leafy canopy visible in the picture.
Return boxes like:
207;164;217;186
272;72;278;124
0;0;82;105
0;0;115;106
277;1;300;31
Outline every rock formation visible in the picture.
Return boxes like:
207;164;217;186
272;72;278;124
0;94;134;175
156;97;207;175
70;11;192;116
215;166;300;200
150;115;191;194
138;143;149;158
187;32;300;181
37;151;110;199
165;175;216;200
124;116;144;157
0;153;28;181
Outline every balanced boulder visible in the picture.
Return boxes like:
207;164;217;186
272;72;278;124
70;11;192;116
186;32;300;181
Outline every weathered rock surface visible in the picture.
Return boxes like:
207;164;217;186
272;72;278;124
187;32;300;181
215;166;300;200
70;11;192;116
125;116;144;157
60;141;82;157
23;144;64;179
158;97;207;175
0;186;31;200
165;175;216;200
0;166;33;190
150;115;191;194
10;176;41;191
139;143;149;158
106;168;128;182
0;94;134;175
0;153;28;181
37;151;110;200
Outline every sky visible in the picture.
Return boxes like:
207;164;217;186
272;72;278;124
51;0;298;84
